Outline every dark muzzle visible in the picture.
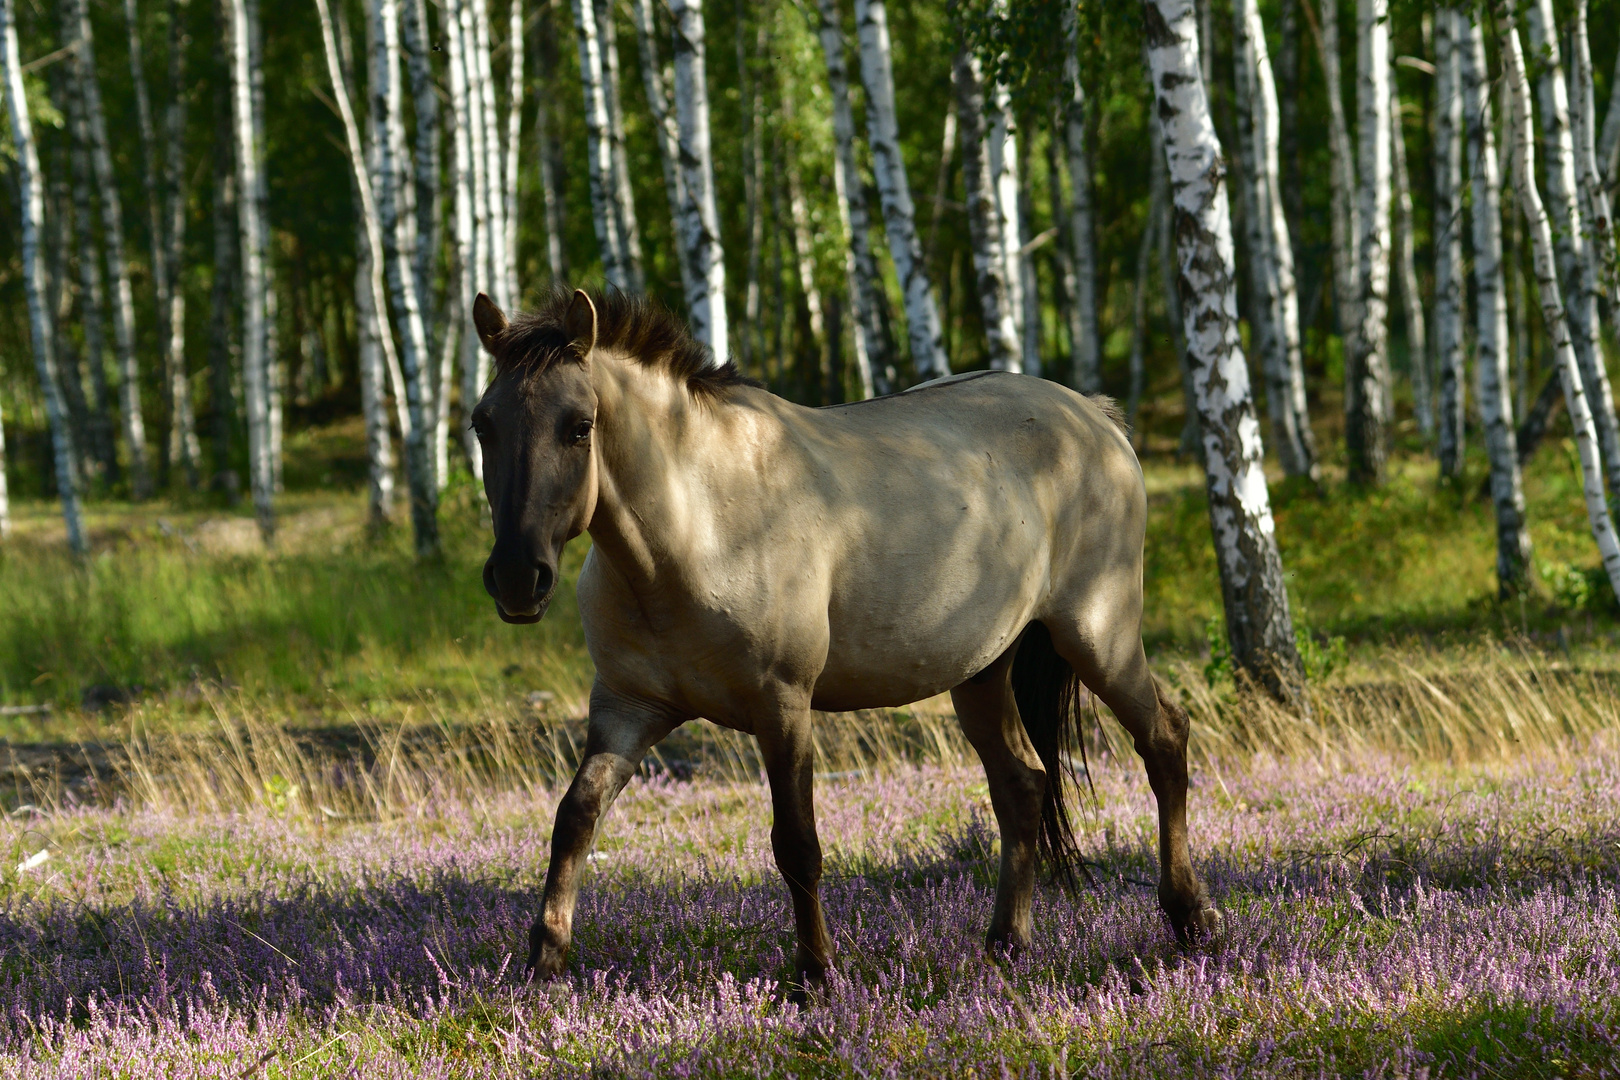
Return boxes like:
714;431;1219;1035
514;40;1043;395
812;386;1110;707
484;551;556;625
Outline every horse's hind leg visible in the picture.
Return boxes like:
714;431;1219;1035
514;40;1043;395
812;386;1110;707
1049;620;1222;943
951;646;1045;952
754;701;833;1001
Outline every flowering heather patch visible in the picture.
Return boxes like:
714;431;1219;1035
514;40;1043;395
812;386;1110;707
3;747;1620;1077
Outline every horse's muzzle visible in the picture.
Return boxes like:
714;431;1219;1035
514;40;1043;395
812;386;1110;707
484;556;555;624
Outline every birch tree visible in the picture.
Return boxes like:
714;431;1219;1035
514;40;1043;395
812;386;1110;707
506;0;527;301
853;0;947;380
315;0;398;525
371;0;440;555
630;0;689;298
3;0;86;552
954;46;1021;373
1312;0;1362;357
1526;0;1620;501
981;25;1026;373
163;0;198;487
1500;11;1620;605
227;0;274;540
1460;12;1530;597
1391;87;1428;436
815;0;884;398
471;0;510;308
538;3;570;282
1572;2;1619;358
669;0;729;364
574;0;634;289
447;0;485;478
246;0;281;494
597;0;643;291
1061;2;1100;393
1233;0;1314;479
1434;7;1466;477
70;0;152;498
1143;0;1301;698
1345;0;1391;485
401;0;440;328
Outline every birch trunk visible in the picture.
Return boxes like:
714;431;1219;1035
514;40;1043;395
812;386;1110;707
447;0;486;479
402;0;440;323
984;71;1026;373
71;0;153;498
1434;7;1466;477
124;0;175;485
630;0;688;297
455;0;493;305
1600;35;1620;187
1014;132;1041;377
46;160;96;483
574;0;631;289
954;46;1021;373
854;0;947;380
506;0;526;302
1572;2;1620;388
315;0;399;523
1391;86;1429;435
245;0;281;495
1345;0;1391;485
227;0;274;540
1313;0;1362;350
1500;12;1620;605
537;3;569;281
1233;0;1314;479
1127;193;1157;433
207;89;239;500
669;0;729;364
471;0;509;308
785;134;828;394
371;0;440;555
815;0;883;398
164;0;198;487
1526;0;1620;501
597;0;642;292
1061;2;1100;393
62;60;119;483
1143;0;1301;698
739;5;761;372
1460;12;1530;597
3;0;86;551
1152;116;1200;456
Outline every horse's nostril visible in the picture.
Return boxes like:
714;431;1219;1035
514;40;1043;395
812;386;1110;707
534;563;555;600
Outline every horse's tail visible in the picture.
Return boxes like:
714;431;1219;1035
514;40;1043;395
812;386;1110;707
1010;621;1088;889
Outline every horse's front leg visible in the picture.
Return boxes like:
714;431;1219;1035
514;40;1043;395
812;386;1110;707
527;683;679;979
755;706;832;1001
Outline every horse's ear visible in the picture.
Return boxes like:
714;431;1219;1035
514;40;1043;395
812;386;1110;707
563;289;598;362
473;293;508;354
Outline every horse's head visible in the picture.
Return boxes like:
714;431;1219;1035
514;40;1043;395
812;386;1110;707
471;290;601;625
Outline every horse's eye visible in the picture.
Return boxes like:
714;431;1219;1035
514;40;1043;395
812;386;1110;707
570;419;594;446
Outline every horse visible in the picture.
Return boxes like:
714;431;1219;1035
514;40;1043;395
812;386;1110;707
469;287;1222;996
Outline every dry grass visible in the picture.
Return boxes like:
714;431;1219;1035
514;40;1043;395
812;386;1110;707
8;639;1615;825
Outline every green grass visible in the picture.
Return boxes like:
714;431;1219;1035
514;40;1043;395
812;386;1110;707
1;420;1616;743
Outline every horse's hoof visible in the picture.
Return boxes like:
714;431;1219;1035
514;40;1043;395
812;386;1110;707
1181;905;1224;948
525;925;569;981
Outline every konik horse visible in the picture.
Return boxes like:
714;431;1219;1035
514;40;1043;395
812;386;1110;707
469;288;1221;995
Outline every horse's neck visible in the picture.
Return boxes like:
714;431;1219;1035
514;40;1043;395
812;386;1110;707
586;354;718;589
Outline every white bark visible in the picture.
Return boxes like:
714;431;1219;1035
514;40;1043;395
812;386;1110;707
163;0;198;488
1061;3;1100;393
669;0;729;364
246;0;281;495
574;0;633;289
1391;87;1429;435
1599;31;1620;187
454;0;493;307
70;0;152;498
1315;0;1362;348
984;72;1027;373
227;0;274;540
537;13;569;282
1143;0;1300;696
1573;0;1613;294
815;0;881;398
1501;12;1620;605
1233;0;1314;479
1346;0;1391;484
1015;132;1041;377
1434;7;1466;476
597;0;642;291
402;0;440;328
372;0;440;554
506;0;526;302
853;0;946;380
954;47;1021;373
1461;12;1530;596
448;0;486;480
630;0;690;297
471;0;509;309
3;0;83;550
315;0;397;523
1527;0;1620;501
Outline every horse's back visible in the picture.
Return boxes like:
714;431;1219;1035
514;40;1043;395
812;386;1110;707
760;372;1147;710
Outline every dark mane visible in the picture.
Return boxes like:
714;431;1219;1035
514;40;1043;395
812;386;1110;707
489;287;756;399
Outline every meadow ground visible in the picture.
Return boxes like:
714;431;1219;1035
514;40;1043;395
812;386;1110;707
2;428;1620;1075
